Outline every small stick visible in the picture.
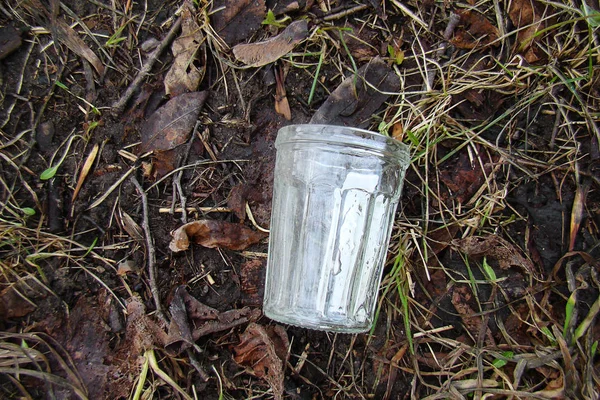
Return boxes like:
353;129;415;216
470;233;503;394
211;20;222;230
158;207;231;214
171;122;199;223
131;176;168;325
112;17;182;115
186;348;210;381
321;4;368;22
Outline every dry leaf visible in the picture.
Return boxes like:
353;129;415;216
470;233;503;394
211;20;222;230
569;181;590;251
310;57;400;128
169;220;268;252
451;10;499;49
211;0;266;46
117;260;139;276
119;210;144;241
274;66;291;120
140;91;208;153
72;143;98;203
233;20;308;67
164;1;205;96
165;286;261;354
391;122;404;141
452;235;536;276
49;17;105;76
234;323;289;400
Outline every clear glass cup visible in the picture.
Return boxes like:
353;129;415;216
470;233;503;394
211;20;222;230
263;125;410;333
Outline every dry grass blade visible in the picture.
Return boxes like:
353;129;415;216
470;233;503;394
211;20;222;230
71;143;99;204
0;333;88;399
1;0;599;398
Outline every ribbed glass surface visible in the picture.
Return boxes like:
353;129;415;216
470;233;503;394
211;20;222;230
264;125;409;332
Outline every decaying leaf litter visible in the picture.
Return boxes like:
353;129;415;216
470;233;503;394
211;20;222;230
0;0;599;398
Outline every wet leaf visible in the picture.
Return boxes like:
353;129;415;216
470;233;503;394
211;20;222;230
164;1;205;96
344;31;379;62
508;0;546;62
310;57;400;128
233;20;308;67
439;148;492;203
452;235;536;276
0;285;37;319
123;296;169;354
211;0;266;46
234;323;289;400
239;259;265;306
169;220;268;252
151;148;179;179
140;91;208;153
0;25;22;60
166;286;261;354
451;285;492;343
227;183;268;222
451;9;499;49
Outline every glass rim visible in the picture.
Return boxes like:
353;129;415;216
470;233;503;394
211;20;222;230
275;124;410;164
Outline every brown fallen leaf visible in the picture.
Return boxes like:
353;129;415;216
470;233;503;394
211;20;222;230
234;323;289;400
452;235;536;276
233;20;308;67
274;65;291;120
169;220;268;252
439;146;491;203
117;259;140;276
140;91;208;153
0;25;22;60
342;25;380;62
211;0;266;46
569;181;591;251
0;284;37;319
310;57;400;128
451;285;494;345
22;0;105;75
166;286;261;354
123;295;169;354
508;0;546;63
451;9;499;49
164;0;206;96
239;259;265;306
118;209;144;241
227;183;268;222
51;18;105;76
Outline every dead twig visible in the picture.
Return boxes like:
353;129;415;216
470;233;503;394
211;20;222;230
170;121;199;224
112;17;182;115
130;176;168;325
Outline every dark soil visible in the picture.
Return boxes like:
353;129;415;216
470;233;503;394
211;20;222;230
1;0;599;399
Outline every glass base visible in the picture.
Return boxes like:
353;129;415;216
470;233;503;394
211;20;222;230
264;306;372;333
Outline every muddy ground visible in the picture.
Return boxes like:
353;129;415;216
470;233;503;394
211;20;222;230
1;0;599;399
